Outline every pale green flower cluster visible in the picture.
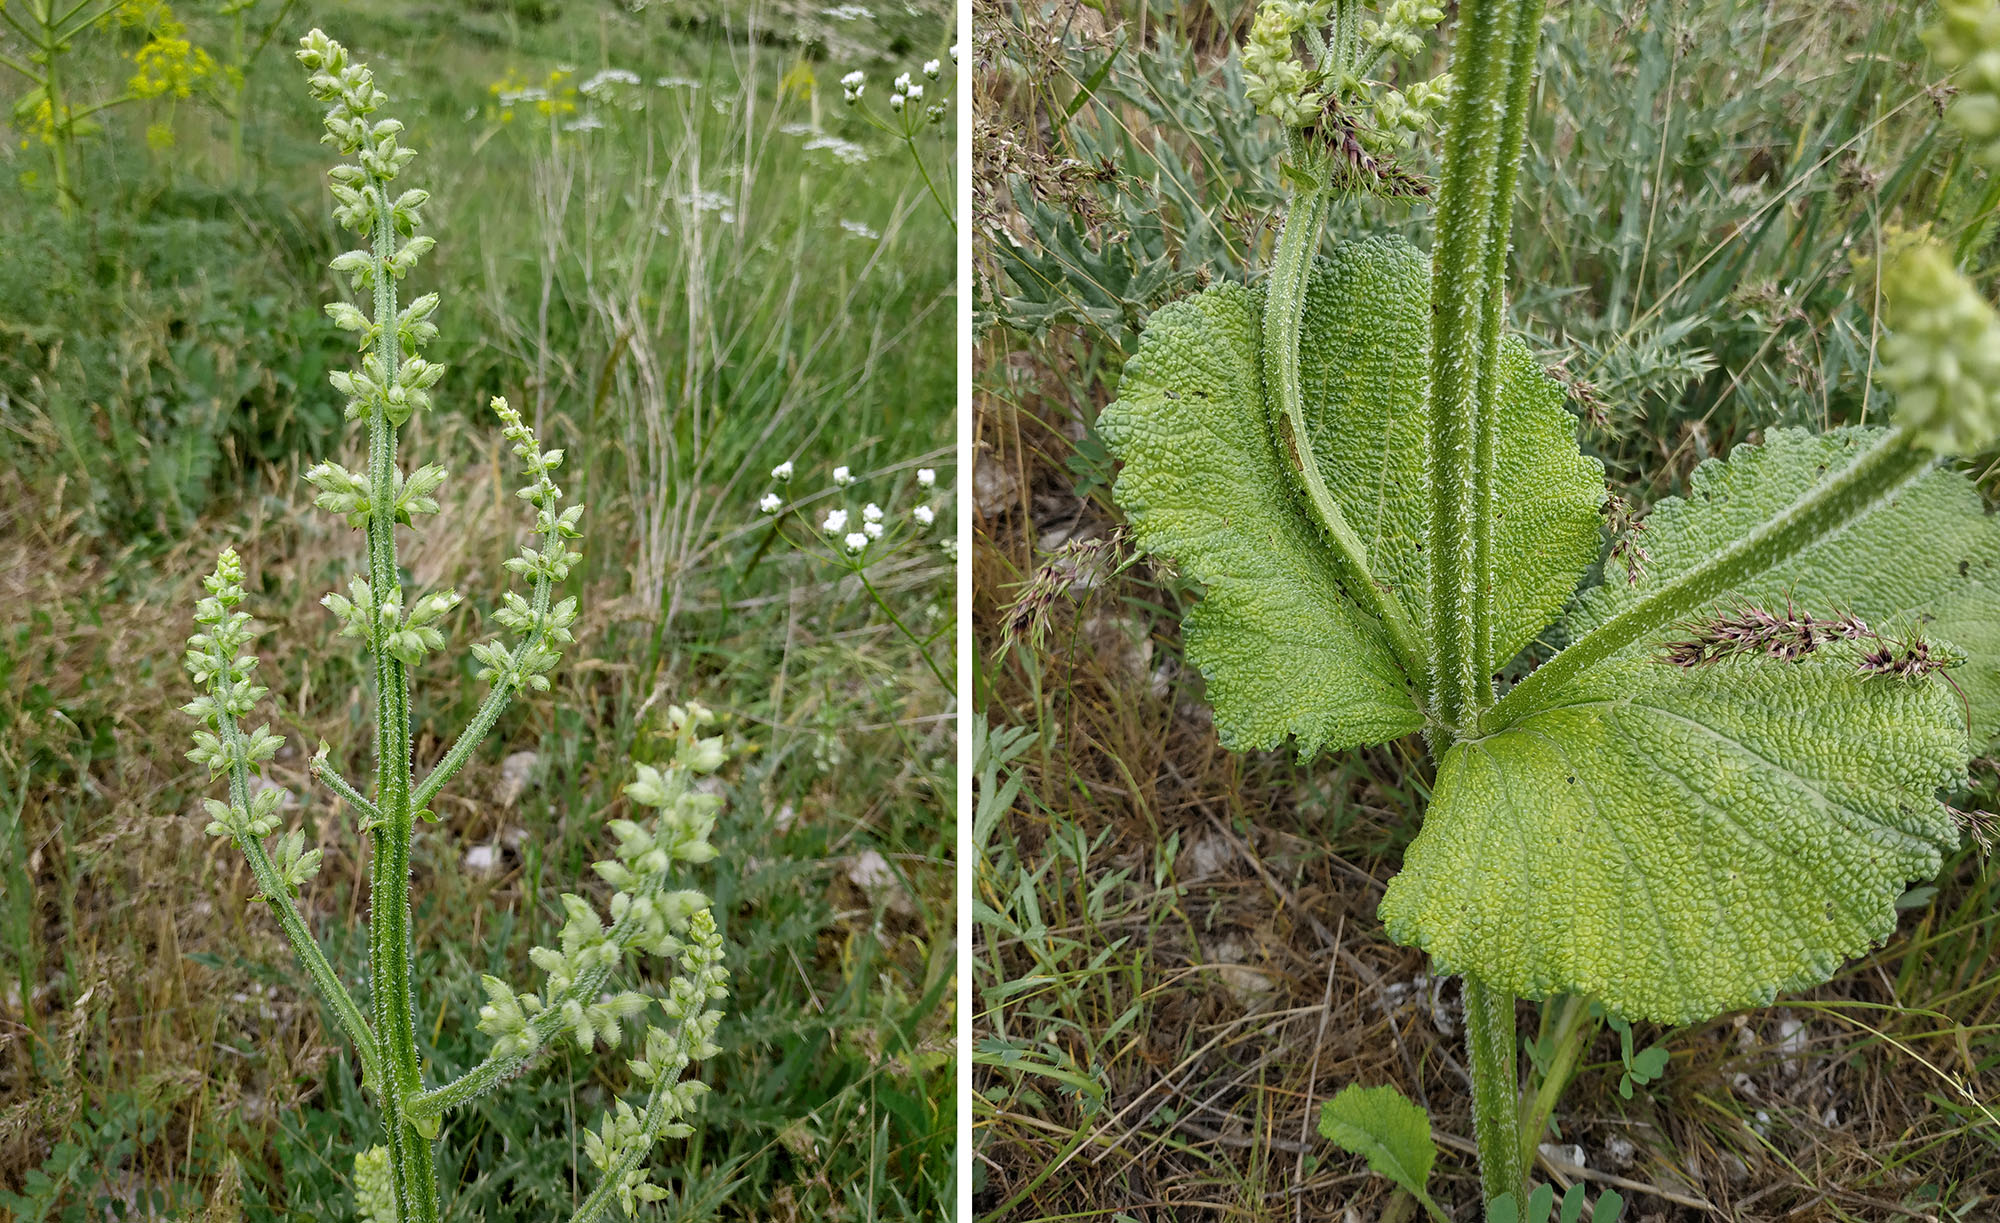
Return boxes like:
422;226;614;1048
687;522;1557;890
352;1145;395;1223
304;459;446;527
467;398;584;693
1368;73;1451;150
582;911;727;1215
1243;0;1450;156
1927;0;2000;165
1362;0;1444;58
182;550;285;834
322;579;464;667
475;703;729;1062
1881;235;2000;455
298;30;443;427
1243;0;1334;128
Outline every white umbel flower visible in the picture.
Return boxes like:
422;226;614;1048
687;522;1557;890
864;521;884;539
923;59;941;79
823;508;849;533
833;465;854;487
913;504;935;526
759;493;782;514
916;467;936;488
862;503;884;523
843;531;870;555
771;460;794;482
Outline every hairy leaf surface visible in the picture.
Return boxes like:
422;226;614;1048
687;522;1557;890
1569;426;2000;744
1099;281;1423;754
1382;652;1967;1022
1317;1083;1443;1215
1100;238;1602;755
1295;236;1604;661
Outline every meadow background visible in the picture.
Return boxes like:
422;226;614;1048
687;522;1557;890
973;1;2000;1219
0;0;955;1219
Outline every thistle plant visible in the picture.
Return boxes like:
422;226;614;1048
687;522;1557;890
1101;0;2000;1213
179;31;727;1220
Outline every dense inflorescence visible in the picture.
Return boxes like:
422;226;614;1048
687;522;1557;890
178;29;730;1222
1879;233;2000;455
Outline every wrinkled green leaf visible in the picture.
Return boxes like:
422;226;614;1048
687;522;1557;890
1316;1083;1444;1219
1295;236;1603;661
1101;236;1602;755
1383;652;1967;1022
1100;280;1424;756
1570;426;2000;745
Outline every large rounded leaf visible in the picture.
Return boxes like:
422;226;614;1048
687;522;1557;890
1099;281;1423;755
1381;652;1966;1023
1100;236;1604;756
1570;426;2000;745
1296;237;1604;663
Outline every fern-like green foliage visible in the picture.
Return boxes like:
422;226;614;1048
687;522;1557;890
1104;242;2000;1025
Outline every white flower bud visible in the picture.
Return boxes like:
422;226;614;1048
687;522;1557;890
770;460;794;482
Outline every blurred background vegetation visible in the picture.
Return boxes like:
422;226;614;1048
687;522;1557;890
0;0;954;1219
973;0;2000;1218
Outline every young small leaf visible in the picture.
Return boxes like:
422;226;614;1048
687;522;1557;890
1559;1183;1587;1223
1316;1084;1447;1221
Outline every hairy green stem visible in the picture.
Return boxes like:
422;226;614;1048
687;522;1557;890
1517;995;1594;1174
1470;0;1547;694
1489;427;1936;729
216;730;380;1086
358;176;438;1223
1426;0;1523;733
310;754;383;826
1263;182;1428;683
1463;976;1524;1211
410;478;565;814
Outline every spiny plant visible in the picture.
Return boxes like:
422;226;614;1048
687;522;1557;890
178;30;728;1221
1100;0;2000;1213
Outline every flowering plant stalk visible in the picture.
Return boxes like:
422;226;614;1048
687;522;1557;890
755;459;953;690
837;36;958;230
180;31;727;1221
0;0;216;211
